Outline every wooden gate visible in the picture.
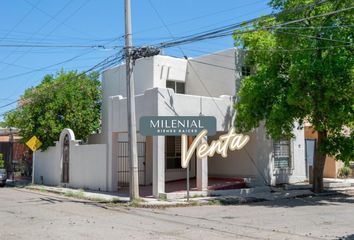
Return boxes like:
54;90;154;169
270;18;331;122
62;135;70;183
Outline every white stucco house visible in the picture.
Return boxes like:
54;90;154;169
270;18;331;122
34;48;307;198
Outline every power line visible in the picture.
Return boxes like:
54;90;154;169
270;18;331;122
155;4;354;49
189;59;236;71
276;30;353;45
0;51;100;82
0;0;89;74
183;44;353;56
0;35;125;105
0;52;123;115
24;0;97;39
0;44;121;49
0;0;41;43
0;60;33;70
0;1;74;73
148;0;226;118
133;0;267;36
158;0;334;47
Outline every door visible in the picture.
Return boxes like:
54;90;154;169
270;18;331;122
62;134;70;183
305;139;316;178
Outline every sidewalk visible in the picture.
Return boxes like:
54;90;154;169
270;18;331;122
21;184;320;207
12;176;354;207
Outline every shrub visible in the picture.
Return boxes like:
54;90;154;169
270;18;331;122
0;153;4;169
338;166;353;178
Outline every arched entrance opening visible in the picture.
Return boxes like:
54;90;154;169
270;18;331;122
62;134;70;183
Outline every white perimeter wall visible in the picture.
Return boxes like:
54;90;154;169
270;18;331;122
34;145;61;186
69;143;107;191
34;129;108;191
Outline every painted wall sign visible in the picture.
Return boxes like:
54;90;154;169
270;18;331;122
181;128;249;168
139;116;249;169
140;116;216;136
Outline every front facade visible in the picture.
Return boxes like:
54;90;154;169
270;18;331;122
35;49;307;198
94;48;306;196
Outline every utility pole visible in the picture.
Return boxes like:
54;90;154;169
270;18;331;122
125;0;139;200
9;128;14;182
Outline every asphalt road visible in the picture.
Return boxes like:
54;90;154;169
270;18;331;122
0;187;354;240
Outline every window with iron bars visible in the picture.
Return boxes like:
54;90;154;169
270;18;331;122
273;140;291;169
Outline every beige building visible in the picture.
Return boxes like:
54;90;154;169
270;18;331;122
304;126;344;178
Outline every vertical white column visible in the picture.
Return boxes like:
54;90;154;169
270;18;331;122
197;137;208;191
153;136;165;198
107;98;113;191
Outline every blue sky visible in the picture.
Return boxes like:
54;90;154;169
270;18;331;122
0;0;271;120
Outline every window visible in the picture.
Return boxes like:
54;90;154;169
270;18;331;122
241;66;251;77
166;80;185;94
165;136;182;169
274;140;291;169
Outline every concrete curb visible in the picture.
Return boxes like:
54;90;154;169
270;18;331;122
19;184;354;208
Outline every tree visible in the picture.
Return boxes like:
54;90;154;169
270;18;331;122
233;0;353;192
4;70;101;150
0;153;4;169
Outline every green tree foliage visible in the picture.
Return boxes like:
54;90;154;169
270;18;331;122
4;70;101;150
233;0;353;192
0;153;4;169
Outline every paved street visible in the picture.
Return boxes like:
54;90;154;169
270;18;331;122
0;188;354;240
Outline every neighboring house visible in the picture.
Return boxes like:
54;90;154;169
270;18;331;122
0;128;32;176
304;124;345;179
34;49;307;198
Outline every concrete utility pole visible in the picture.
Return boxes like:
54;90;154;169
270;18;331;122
125;0;139;200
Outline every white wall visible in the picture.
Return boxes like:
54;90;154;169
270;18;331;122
101;55;188;145
34;129;108;191
107;88;231;183
108;87;234;133
69;143;107;191
186;49;240;97
208;125;273;185
208;124;306;186
34;144;61;186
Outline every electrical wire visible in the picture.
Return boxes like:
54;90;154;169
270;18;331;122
0;51;123;114
148;0;226;118
0;1;74;73
24;0;97;39
0;0;89;74
133;0;267;36
0;44;122;49
156;5;354;49
0;0;41;43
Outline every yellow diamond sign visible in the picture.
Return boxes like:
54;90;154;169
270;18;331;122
26;136;42;152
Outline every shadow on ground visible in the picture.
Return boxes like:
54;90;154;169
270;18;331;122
337;233;354;240
213;191;354;208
